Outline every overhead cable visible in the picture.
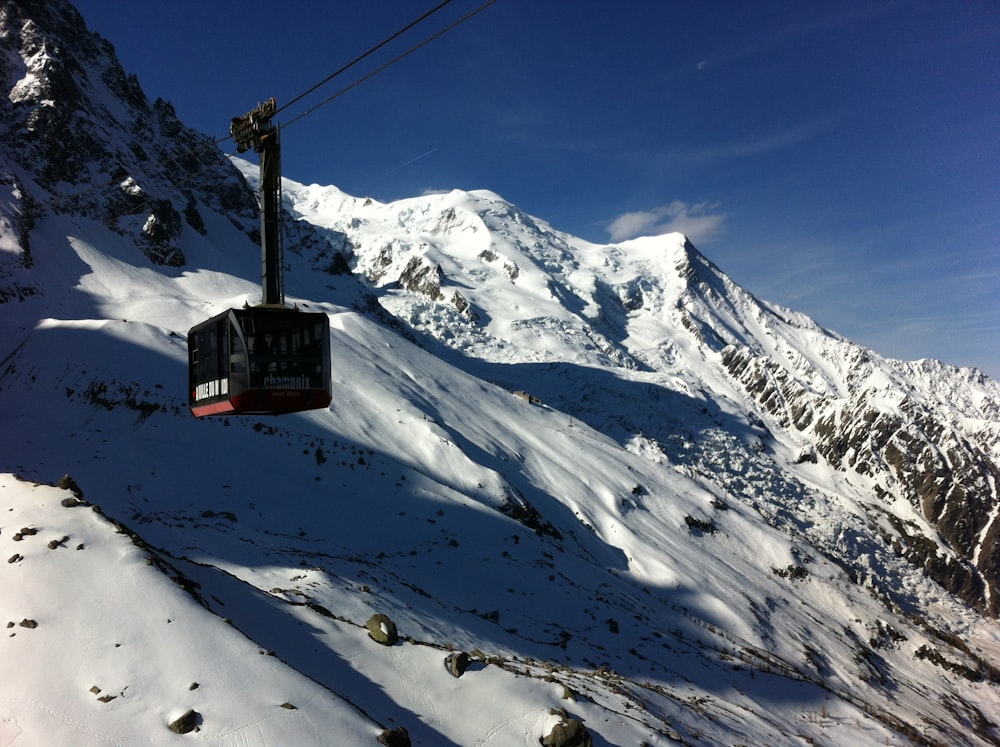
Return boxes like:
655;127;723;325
280;0;498;133
43;0;496;217
276;0;457;117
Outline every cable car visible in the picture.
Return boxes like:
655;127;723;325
188;98;333;417
188;306;331;417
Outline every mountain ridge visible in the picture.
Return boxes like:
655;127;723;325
278;167;1000;619
269;160;1000;618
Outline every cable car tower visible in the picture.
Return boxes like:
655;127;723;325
187;99;333;417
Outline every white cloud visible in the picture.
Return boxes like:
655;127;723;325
606;210;660;241
607;201;724;244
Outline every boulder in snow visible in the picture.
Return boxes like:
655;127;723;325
445;651;470;678
168;709;201;734
366;613;398;645
377;725;410;746
540;716;592;747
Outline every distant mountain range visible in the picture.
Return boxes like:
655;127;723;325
2;1;999;744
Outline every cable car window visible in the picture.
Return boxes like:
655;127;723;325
189;307;331;417
230;326;246;373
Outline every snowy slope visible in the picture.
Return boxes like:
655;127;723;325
3;198;1000;745
2;1;1000;745
1;475;381;745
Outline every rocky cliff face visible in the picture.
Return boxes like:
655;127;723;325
618;242;1000;618
603;240;1000;617
684;258;1000;617
0;0;258;269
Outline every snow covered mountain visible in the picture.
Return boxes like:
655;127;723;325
281;173;1000;620
1;1;999;745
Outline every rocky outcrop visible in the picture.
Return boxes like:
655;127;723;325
0;0;258;266
722;343;1000;616
541;715;592;747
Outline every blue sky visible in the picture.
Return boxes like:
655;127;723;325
73;0;999;377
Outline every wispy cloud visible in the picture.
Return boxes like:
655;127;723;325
607;201;725;243
695;0;908;73
680;119;832;164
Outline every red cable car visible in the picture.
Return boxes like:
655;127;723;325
188;99;333;417
188;307;331;417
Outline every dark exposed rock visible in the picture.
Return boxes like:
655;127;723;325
168;709;200;734
139;198;184;266
445;651;470;678
794;446;818;464
540;716;592;747
399;257;444;300
500;490;562;539
327;250;352;276
773;564;809;580
721;342;1000;617
13;527;38;541
377;726;410;746
0;0;260;267
684;515;717;534
451;290;479;322
366;613;398;646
